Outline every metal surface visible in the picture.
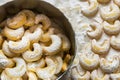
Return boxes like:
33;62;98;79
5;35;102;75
0;0;76;79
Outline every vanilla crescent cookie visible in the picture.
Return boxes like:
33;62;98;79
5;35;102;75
110;36;120;50
91;39;110;54
24;25;43;43
2;40;17;57
35;14;51;30
43;34;62;55
103;20;120;35
7;12;26;29
5;57;26;78
114;0;120;7
35;57;56;80
0;50;14;69
71;64;90;80
81;0;99;16
87;22;103;39
100;56;119;73
22;43;43;62
91;68;110;80
3;26;24;41
8;37;30;54
100;3;120;22
21;10;35;27
79;52;100;70
27;58;45;72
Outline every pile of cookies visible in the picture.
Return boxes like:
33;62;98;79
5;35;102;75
71;0;120;80
0;10;71;80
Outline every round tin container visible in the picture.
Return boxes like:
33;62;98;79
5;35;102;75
0;0;76;79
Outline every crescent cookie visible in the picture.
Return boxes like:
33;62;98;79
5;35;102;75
5;57;26;78
3;26;24;41
35;57;56;80
2;40;18;57
48;55;63;74
7;12;26;29
20;10;35;27
100;3;120;22
0;50;14;69
82;0;99;16
24;25;43;43
8;37;30;54
43;35;62;55
100;56;119;73
79;52;100;70
103;20;120;35
35;14;51;30
87;22;103;39
22;43;43;62
91;39;110;54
